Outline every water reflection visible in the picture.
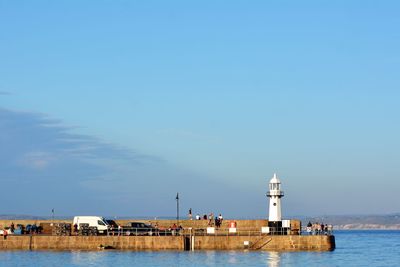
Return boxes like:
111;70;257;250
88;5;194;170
227;251;238;264
201;250;281;266
204;250;217;265
266;252;281;267
71;250;108;265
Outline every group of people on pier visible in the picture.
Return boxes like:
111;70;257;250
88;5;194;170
306;221;333;235
189;209;224;228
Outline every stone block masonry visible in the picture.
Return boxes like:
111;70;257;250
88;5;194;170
0;235;334;251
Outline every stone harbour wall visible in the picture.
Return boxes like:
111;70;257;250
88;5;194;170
193;235;335;251
0;235;334;251
0;236;184;250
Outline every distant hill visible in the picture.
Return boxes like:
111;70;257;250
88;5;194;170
0;214;49;220
300;213;400;229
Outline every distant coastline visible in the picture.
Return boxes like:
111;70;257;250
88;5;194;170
334;224;400;230
302;213;400;230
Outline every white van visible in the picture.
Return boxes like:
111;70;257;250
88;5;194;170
73;216;109;234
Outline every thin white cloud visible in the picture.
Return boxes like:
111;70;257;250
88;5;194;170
0;108;160;174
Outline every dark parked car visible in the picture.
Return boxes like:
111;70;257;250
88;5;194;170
124;222;157;236
25;224;42;234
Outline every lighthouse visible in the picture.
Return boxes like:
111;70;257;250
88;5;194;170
267;173;284;230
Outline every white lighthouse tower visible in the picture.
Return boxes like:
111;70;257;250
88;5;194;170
267;173;284;222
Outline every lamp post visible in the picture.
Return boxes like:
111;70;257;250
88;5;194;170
176;192;179;226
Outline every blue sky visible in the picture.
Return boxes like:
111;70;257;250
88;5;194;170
0;0;399;218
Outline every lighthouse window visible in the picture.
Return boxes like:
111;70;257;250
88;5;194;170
271;183;280;190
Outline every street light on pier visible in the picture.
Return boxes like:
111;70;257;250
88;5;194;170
176;192;179;225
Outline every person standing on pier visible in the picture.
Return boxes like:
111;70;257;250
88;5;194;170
73;223;78;235
188;208;192;220
218;214;223;225
208;213;214;226
118;224;122;236
307;222;312;235
215;216;219;227
3;228;8;240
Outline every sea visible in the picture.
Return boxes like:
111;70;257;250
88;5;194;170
0;230;399;267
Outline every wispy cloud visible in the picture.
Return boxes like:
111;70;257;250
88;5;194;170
0;108;249;217
0;108;155;170
0;108;167;214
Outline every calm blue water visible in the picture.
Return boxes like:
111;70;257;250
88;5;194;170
0;231;399;267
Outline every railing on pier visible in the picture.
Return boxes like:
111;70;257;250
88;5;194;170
6;225;334;237
105;226;333;237
301;225;334;236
